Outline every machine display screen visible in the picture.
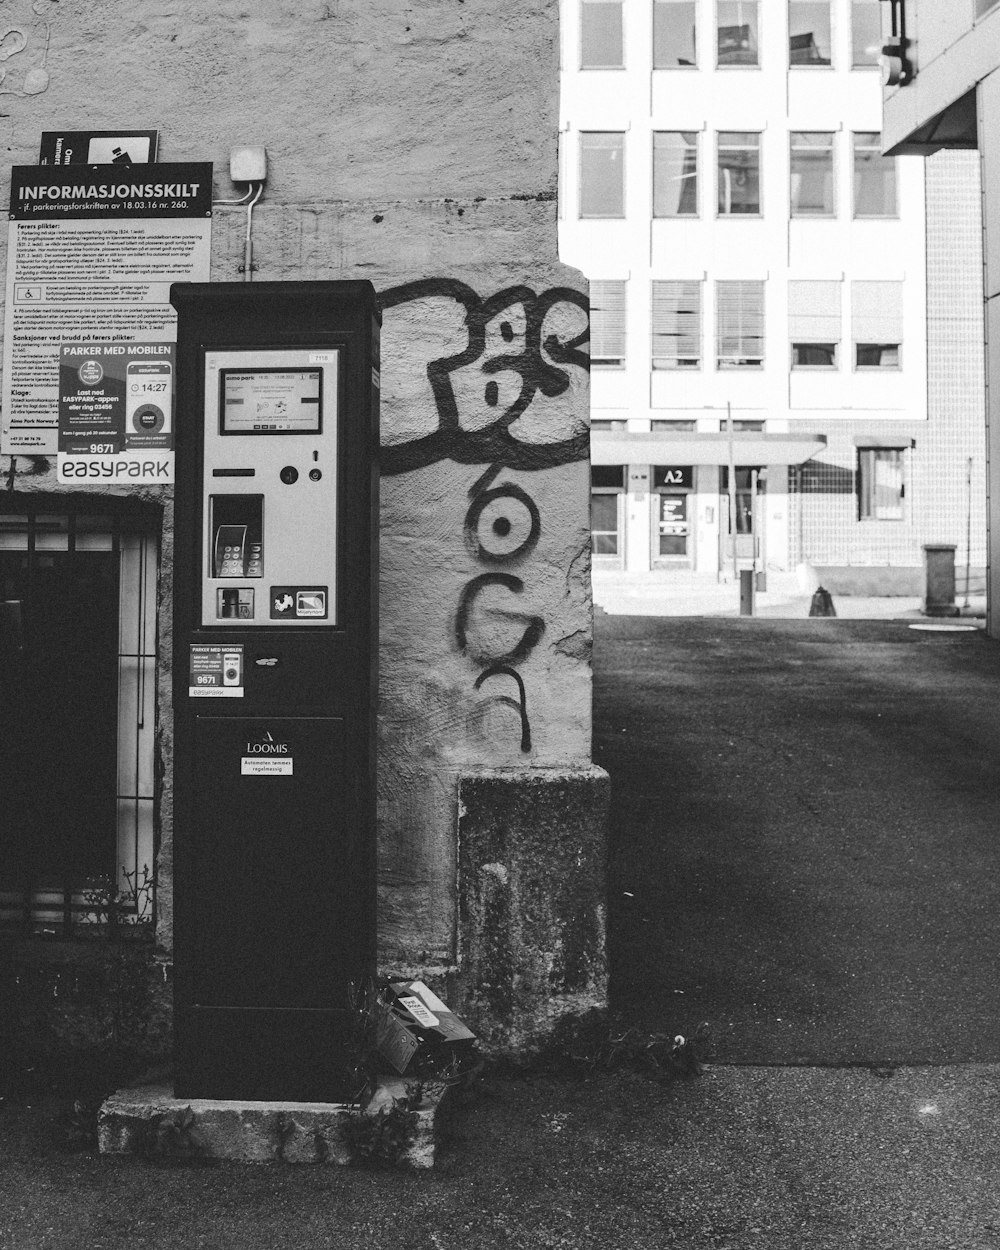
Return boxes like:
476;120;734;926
221;368;323;434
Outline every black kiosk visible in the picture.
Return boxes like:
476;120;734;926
170;282;379;1102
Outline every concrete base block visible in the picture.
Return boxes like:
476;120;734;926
97;1077;443;1168
456;766;610;1053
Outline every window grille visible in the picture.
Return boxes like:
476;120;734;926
0;499;159;937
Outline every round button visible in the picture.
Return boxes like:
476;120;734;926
309;468;322;481
279;465;299;484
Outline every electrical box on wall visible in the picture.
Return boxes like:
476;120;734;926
170;281;380;1103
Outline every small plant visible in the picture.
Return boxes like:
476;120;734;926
340;1092;421;1168
530;1009;711;1082
54;1095;104;1152
149;1106;207;1159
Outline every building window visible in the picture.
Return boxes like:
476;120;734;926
858;448;905;520
852;280;902;368
855;343;900;368
851;0;882;66
718;131;761;215
652;419;697;431
789;132;835;216
581;0;624;68
853;132;897;217
591;418;628;431
789;279;840;367
788;0;832;65
591;466;625;556
793;343;837;367
718;1;759;65
653;131;699;217
653;0;697;66
0;504;158;936
590;280;627;367
652;280;702;369
716;280;765;368
580;132;625;217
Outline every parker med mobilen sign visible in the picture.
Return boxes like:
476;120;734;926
1;163;212;483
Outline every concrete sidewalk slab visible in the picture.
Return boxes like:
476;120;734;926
593;569;987;621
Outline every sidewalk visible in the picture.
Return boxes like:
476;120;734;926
593;568;987;621
2;1062;999;1248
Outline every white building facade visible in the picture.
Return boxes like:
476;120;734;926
560;0;985;597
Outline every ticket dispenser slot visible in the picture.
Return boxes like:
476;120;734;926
171;281;379;1103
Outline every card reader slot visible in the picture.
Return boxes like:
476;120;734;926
213;468;257;477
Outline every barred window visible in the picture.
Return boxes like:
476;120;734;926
0;501;158;937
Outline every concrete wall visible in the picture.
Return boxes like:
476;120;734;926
0;0;606;1051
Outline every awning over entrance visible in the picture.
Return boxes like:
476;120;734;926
590;430;827;466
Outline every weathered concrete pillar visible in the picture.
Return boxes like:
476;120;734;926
0;0;607;1060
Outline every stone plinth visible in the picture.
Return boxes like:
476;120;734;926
98;1077;444;1168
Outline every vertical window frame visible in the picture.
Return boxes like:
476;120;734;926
653;130;699;218
717;130;762;217
788;0;833;67
716;279;766;369
652;279;703;370
850;0;883;67
580;0;625;70
580;131;626;219
717;0;760;67
852;131;898;218
789;131;836;218
857;447;906;521
590;279;628;368
653;0;698;68
590;465;625;558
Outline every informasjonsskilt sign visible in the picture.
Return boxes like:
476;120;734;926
1;163;212;480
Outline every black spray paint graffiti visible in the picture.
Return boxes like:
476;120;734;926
378;279;591;753
377;278;590;477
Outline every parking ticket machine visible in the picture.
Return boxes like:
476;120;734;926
170;282;379;1102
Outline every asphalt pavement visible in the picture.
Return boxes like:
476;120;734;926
3;609;1000;1248
595;614;1000;1064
